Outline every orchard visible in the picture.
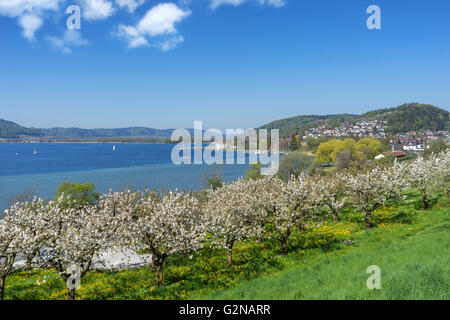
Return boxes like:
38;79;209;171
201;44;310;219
0;151;448;300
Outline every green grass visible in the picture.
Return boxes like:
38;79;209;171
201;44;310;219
199;208;450;300
4;193;449;300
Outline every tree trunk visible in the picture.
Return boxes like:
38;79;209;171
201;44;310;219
280;228;291;255
64;274;77;300
25;253;34;270
281;240;288;256
333;209;339;222
423;193;430;210
153;258;165;287
226;241;234;269
67;287;76;300
280;225;294;256
0;275;6;300
365;212;371;230
156;264;163;287
227;249;233;269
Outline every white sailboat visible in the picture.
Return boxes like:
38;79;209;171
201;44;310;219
113;145;116;152
33;148;38;156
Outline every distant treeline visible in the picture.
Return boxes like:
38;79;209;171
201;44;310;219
0;119;184;140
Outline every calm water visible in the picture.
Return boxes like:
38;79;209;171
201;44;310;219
0;143;251;211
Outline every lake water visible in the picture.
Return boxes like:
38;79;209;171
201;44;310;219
0;143;252;212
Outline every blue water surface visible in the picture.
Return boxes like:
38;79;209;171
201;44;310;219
0;143;251;211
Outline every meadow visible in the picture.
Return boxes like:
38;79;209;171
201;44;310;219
4;189;449;300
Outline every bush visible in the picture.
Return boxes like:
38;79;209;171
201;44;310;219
277;152;314;181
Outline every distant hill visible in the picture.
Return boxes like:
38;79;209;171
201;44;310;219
41;127;175;139
260;103;449;137
0;120;176;140
0;119;43;138
260;114;358;137
361;103;449;134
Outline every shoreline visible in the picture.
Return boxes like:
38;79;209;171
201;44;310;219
0;141;177;144
0;142;286;154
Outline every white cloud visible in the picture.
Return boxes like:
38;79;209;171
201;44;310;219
137;2;191;36
210;0;285;9
0;0;61;16
0;1;118;41
79;0;115;20
0;0;62;40
158;35;183;52
115;0;145;13
210;0;244;9
258;0;285;7
47;29;88;53
2;0;284;49
117;24;148;48
117;3;191;51
18;13;43;40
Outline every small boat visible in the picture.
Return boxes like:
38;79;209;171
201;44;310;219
15;152;19;156
113;145;116;152
33;148;38;156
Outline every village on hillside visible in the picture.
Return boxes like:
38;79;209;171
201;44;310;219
300;119;449;154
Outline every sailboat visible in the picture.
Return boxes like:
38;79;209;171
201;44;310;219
33;148;38;156
113;145;116;152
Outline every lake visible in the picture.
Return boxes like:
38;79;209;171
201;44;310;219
0;143;252;212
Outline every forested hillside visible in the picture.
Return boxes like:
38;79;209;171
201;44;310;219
0;120;175;139
260;103;449;137
0;119;42;138
362;103;449;133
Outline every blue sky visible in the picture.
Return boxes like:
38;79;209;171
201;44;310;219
1;0;449;130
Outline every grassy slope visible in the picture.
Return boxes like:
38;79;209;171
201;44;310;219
201;208;450;300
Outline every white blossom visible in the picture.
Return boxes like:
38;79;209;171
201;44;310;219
346;161;409;229
122;190;205;286
406;152;449;209
203;178;269;267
